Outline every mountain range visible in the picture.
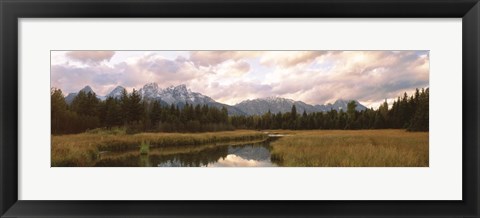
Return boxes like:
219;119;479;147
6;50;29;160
64;83;367;115
235;97;366;115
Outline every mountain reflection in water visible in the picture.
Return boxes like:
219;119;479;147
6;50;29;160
95;139;278;167
206;145;276;167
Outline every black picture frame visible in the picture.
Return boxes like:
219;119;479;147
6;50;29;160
1;0;479;217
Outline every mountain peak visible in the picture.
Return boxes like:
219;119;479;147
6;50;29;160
143;82;159;89
136;83;213;105
80;85;94;94
269;96;293;101
334;99;347;104
106;86;126;99
235;97;310;115
323;99;366;111
112;85;125;91
236;96;368;115
64;85;96;104
264;96;281;100
173;84;188;92
140;83;161;100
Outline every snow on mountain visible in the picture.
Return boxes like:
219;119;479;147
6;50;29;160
64;84;366;116
139;83;215;105
235;97;367;115
163;84;246;115
234;97;318;115
106;86;126;99
138;83;245;115
139;82;160;100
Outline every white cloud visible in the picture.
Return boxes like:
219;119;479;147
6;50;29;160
51;51;429;108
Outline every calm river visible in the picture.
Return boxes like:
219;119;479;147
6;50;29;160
94;137;280;167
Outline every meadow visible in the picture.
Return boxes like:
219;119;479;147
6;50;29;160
51;129;266;167
52;129;428;167
269;129;429;167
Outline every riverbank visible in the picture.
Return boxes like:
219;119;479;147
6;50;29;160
52;130;267;167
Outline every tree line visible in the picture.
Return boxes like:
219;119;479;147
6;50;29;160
230;88;428;131
51;88;231;134
51;87;429;134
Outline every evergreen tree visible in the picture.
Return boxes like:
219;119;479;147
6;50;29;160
71;91;100;117
346;100;357;129
51;86;429;134
408;88;429;131
120;89;130;124
128;89;144;123
291;105;297;120
102;97;122;128
51;88;67;134
150;100;162;128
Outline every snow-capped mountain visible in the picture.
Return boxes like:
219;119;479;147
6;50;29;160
106;86;126;99
235;97;367;115
63;83;244;115
64;84;366;116
234;97;318;115
139;83;161;100
139;83;215;105
138;83;245;115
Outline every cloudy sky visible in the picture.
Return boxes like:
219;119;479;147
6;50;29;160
51;50;429;108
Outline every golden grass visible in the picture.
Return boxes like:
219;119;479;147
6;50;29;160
52;129;428;167
269;129;428;167
52;130;266;167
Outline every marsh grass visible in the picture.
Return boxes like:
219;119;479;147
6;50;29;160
139;141;150;155
269;129;428;167
51;130;266;166
52;129;428;167
84;127;128;135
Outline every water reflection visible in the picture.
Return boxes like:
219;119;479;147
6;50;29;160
207;145;276;167
208;154;276;167
94;139;278;167
153;146;229;167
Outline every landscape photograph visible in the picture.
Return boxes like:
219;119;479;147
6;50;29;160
51;50;429;167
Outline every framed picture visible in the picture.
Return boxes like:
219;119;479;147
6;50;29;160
1;0;479;217
49;49;430;168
